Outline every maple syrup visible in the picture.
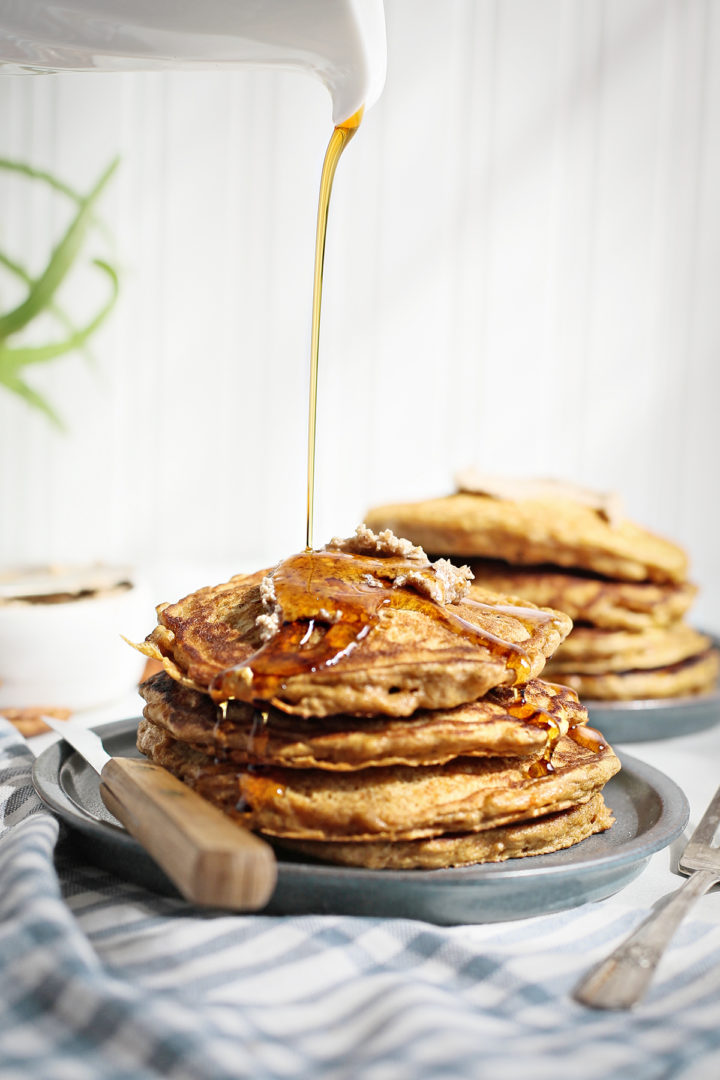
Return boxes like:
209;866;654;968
540;681;607;754
464;598;559;633
247;709;271;760
306;107;363;551
527;754;556;779
568;723;607;754
503;699;560;777
209;549;534;703
497;678;607;779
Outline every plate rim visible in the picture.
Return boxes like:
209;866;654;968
583;686;720;712
32;717;690;885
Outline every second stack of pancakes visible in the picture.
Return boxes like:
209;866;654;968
135;526;619;869
366;477;719;702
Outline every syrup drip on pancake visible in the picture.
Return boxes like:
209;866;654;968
463;597;560;636
234;716;284;811
209;549;536;705
542;680;606;753
240;771;287;810
505;701;561;777
212;700;230;762
248;709;270;760
214;705;271;767
499;680;605;777
567;723;607;754
532;684;606;776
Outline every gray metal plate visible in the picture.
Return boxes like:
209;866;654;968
32;719;689;925
585;687;720;744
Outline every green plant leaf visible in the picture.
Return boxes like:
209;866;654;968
0;158;86;204
0;156;119;341
0;259;118;373
0;371;64;429
0;249;93;362
0;158;113;243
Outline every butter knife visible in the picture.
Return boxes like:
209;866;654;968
574;782;720;1009
42;717;277;911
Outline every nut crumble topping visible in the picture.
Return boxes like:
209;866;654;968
327;523;427;562
256;572;281;642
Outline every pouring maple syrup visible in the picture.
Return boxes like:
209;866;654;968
207;106;605;773
306;107;364;552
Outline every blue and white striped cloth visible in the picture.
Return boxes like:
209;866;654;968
2;718;720;1080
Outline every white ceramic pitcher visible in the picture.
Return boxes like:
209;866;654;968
0;0;386;123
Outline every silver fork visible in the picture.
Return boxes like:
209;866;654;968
574;783;720;1010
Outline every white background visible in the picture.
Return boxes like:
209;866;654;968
0;0;718;629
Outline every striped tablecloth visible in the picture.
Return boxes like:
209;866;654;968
2;717;720;1080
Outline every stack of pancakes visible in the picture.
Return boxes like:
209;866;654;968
134;527;620;869
366;480;719;702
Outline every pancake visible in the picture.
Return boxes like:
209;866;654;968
132;526;619;871
463;561;697;631
554;648;720;700
274;793;614;869
134;533;571;718
139;671;587;769
136;718;620;842
365;493;687;584
547;623;711;675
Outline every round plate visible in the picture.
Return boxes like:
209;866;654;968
32;719;689;925
585;687;720;744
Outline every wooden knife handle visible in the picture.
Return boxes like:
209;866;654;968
99;756;277;910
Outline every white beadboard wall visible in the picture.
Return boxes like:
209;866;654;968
0;0;719;629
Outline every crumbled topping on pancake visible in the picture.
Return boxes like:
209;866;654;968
254;528;475;644
328;526;473;604
256;572;281;642
397;559;473;606
454;470;624;528
327;524;427;561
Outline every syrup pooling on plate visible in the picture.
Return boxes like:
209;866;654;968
209;549;534;705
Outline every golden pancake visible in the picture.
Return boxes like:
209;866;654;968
365;493;687;583
547;623;711;675
139;671;586;769
274;793;614;868
136;718;620;842
463;561;697;631
134;538;571;718
554;648;720;700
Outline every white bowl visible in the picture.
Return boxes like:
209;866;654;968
0;566;151;711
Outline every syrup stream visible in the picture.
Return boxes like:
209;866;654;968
306;107;364;551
